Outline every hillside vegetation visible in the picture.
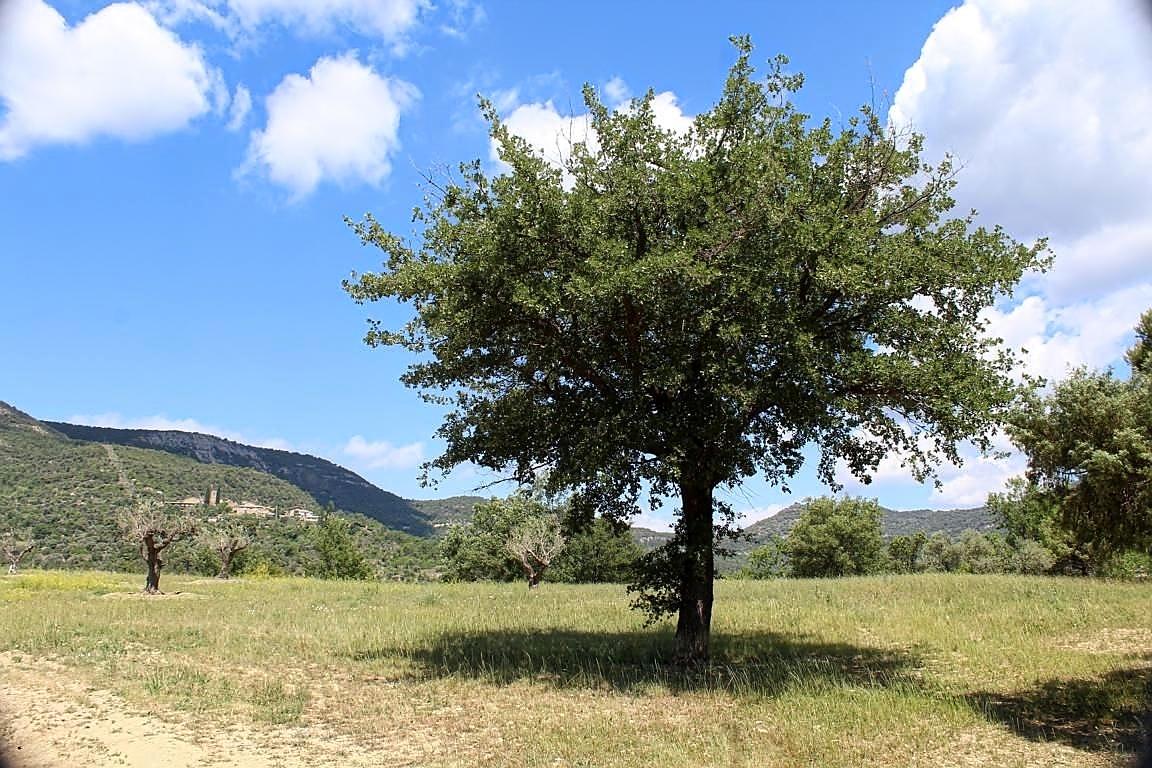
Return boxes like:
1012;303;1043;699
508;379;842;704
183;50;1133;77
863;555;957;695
48;421;482;536
0;403;436;577
0;572;1147;767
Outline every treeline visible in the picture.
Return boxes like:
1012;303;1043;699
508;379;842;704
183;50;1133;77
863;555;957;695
1;501;439;582
160;507;440;581
741;310;1152;581
737;496;1151;580
438;494;644;585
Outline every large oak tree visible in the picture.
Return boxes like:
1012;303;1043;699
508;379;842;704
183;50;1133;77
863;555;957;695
346;40;1046;664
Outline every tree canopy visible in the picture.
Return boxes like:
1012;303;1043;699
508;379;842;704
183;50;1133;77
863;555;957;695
440;493;640;584
346;38;1046;663
785;497;886;578
1008;313;1152;560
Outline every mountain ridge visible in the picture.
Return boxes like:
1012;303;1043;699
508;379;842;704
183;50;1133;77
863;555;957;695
11;401;996;551
46;422;481;536
631;501;997;556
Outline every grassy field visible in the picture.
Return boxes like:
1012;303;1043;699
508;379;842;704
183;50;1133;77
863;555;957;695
0;571;1149;766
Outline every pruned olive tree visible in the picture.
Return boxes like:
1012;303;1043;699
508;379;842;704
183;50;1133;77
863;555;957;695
345;38;1046;664
506;514;567;588
120;500;198;594
2;531;35;574
202;519;251;579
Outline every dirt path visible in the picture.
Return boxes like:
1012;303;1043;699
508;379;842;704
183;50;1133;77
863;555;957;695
0;654;391;767
102;444;134;496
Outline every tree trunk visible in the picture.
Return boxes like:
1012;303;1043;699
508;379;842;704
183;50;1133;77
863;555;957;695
144;550;163;594
217;551;234;579
674;478;715;666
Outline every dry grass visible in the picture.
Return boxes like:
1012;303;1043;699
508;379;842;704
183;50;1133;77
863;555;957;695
0;571;1149;767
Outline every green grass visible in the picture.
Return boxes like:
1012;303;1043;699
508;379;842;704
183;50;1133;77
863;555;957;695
0;571;1148;766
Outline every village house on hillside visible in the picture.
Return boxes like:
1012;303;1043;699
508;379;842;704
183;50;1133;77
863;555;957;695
165;486;317;522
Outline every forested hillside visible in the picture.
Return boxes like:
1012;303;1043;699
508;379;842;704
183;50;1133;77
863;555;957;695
0;402;436;577
48;421;481;535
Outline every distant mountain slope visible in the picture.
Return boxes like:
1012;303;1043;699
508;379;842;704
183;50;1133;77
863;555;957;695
0;402;439;575
1;402;316;570
743;502;996;540
47;422;481;536
631;502;998;562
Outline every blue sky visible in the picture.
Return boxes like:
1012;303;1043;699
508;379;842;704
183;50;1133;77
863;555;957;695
3;0;1151;528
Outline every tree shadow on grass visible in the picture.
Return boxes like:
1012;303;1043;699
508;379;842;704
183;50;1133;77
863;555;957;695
965;658;1152;757
350;628;924;696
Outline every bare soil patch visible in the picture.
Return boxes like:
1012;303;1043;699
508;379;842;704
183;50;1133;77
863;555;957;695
1056;628;1152;656
0;653;385;767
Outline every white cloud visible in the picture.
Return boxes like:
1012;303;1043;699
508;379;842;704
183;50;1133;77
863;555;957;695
834;429;1025;509
984;284;1152;382
869;0;1152;508
493;89;693;173
343;435;424;470
228;0;424;38
603;76;630;106
0;0;224;160
68;412;293;451
438;0;485;40
242;52;417;198
641;91;694;136
149;0;426;41
226;84;251;131
890;0;1152;306
933;452;1026;507
737;503;787;525
499;101;595;168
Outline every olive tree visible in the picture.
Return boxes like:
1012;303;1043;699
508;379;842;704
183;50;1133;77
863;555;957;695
505;514;567;588
346;39;1046;663
2;531;35;574
119;500;197;594
201;518;251;579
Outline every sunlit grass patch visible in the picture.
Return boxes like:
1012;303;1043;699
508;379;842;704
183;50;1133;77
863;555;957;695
0;573;1148;766
1;569;127;595
246;678;309;724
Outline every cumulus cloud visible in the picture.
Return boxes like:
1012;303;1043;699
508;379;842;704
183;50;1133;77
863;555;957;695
984;283;1152;382
492;89;693;171
69;412;293;451
343;435;424;470
0;0;225;160
891;0;1152;305
833;429;1026;509
878;0;1152;505
241;52;417;198
499;101;595;167
891;0;1152;248
603;76;630;106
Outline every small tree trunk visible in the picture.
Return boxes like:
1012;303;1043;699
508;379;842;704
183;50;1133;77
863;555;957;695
674;478;715;666
144;550;163;594
217;550;234;579
527;569;542;589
